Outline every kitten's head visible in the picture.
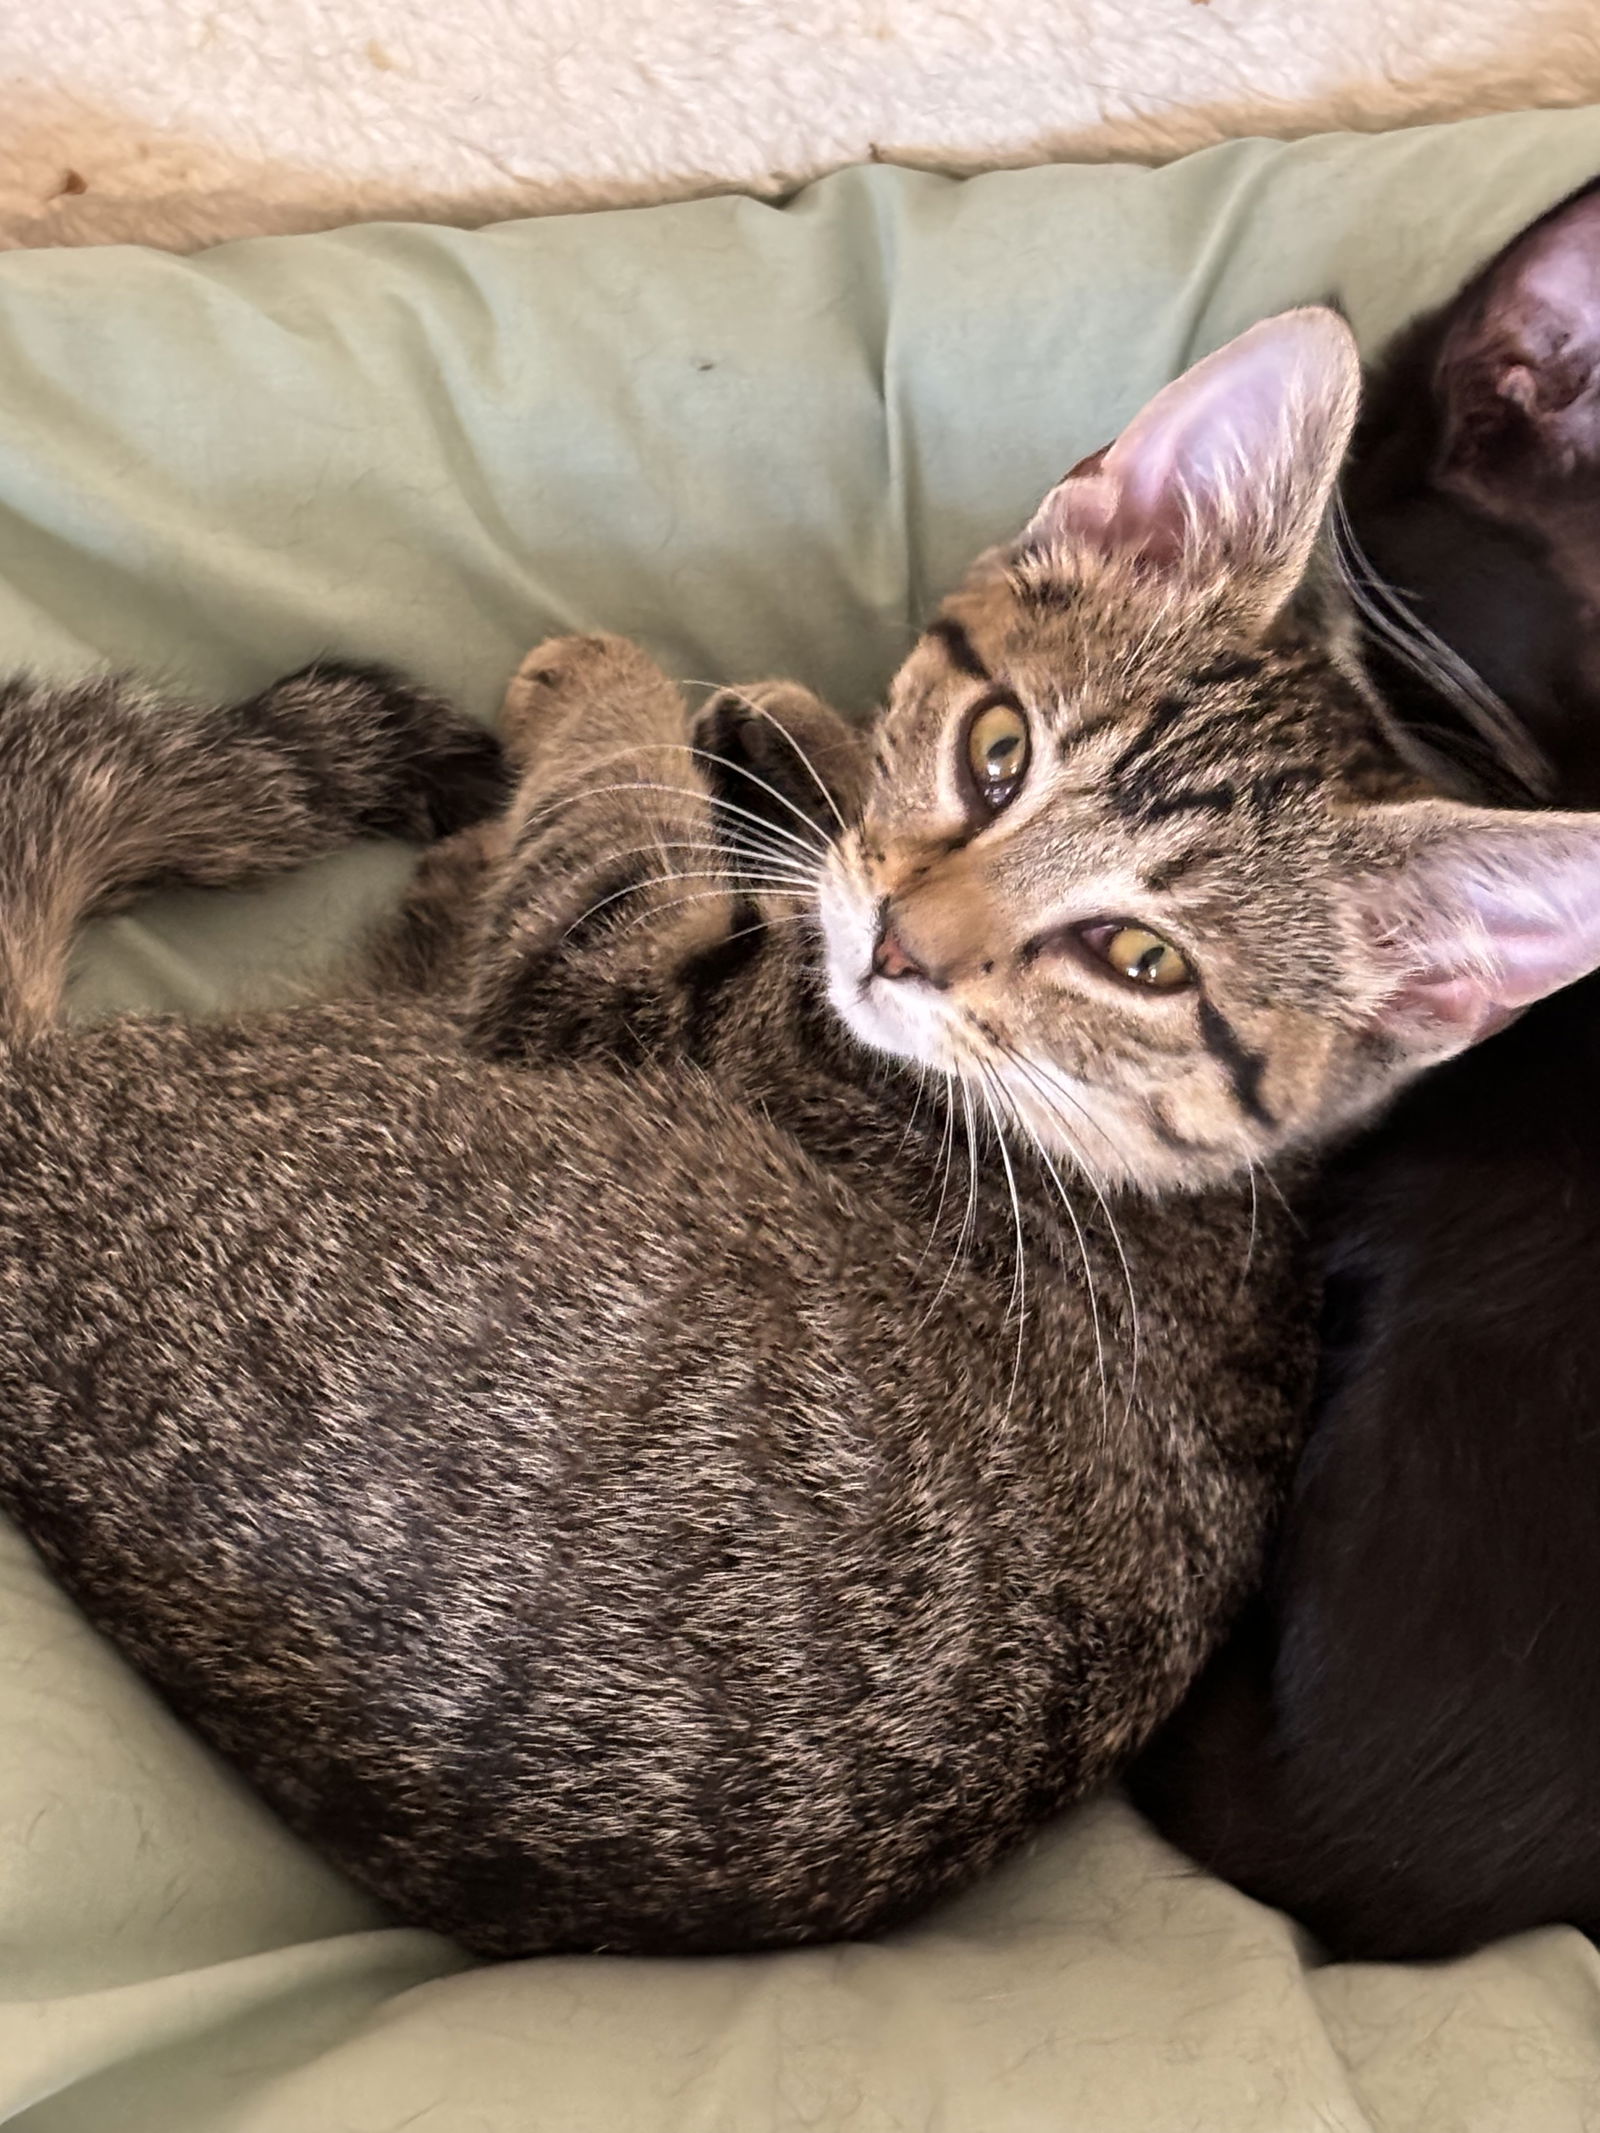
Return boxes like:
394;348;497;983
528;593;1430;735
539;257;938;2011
820;309;1600;1191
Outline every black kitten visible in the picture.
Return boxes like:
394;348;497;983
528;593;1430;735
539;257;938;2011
1130;180;1600;1961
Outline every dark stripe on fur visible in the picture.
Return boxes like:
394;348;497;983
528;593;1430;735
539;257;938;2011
1141;846;1224;894
1145;784;1236;823
1198;999;1274;1127
250;662;513;841
0;664;509;1042
1250;765;1320;814
680;895;766;1061
1191;653;1264;688
1061;709;1126;754
927;620;990;681
559;867;653;952
1109;695;1187;782
1144;1102;1203;1156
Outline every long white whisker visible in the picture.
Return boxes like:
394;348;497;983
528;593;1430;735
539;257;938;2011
719;910;818;946
604;885;769;945
509;740;728;828
519;774;828;870
1004;1052;1127;1182
976;1063;1028;1418
685;745;838;858
921;1078;981;1325
892;1062;930;1166
956;1080;981;1284
509;730;832;849
1001;1045;1142;1421
562;868;809;941
714;842;820;892
1330;496;1552;802
1254;1160;1301;1229
993;1072;1109;1438
606;888;822;950
507;729;832;886
682;680;850;837
557;834;816;890
609;779;830;866
914;1070;959;1275
1239;1158;1260;1294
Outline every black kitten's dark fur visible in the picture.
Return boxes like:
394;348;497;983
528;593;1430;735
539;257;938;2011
1131;180;1600;1961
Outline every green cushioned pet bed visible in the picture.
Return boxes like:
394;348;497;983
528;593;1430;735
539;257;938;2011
5;103;1600;2133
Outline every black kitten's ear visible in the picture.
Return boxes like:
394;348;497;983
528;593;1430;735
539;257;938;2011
1017;309;1360;626
1435;185;1600;503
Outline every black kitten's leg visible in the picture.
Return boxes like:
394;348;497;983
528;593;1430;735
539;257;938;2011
0;661;508;1040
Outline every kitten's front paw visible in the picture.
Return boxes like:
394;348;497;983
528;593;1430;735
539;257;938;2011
692;681;865;840
501;633;676;765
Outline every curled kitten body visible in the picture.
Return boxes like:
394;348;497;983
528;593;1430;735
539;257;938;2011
3;312;1599;1958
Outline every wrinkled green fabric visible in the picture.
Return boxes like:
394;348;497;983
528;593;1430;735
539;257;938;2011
3;105;1600;2133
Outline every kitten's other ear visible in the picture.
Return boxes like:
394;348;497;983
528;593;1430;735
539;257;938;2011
1019;308;1361;622
1340;797;1600;1060
1435;184;1600;502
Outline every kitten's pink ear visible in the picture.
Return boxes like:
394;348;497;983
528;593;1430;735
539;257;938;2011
1343;798;1600;1059
1436;185;1600;501
1020;308;1361;618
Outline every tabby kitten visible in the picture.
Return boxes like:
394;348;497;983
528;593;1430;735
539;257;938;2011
2;311;1598;1959
1132;182;1600;1961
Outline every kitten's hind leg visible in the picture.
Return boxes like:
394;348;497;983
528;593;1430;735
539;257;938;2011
0;662;509;1040
360;820;505;1000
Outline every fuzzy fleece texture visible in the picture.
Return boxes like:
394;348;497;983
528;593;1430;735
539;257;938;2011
4;0;1600;252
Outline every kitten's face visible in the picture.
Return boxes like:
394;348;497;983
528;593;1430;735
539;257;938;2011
820;576;1398;1190
818;311;1600;1192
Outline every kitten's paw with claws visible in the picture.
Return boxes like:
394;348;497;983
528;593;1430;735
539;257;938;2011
693;681;866;841
501;634;680;769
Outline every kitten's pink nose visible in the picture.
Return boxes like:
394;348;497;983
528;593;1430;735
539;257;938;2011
872;922;929;983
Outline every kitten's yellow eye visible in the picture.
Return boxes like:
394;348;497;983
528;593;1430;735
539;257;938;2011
1084;923;1192;991
965;698;1030;812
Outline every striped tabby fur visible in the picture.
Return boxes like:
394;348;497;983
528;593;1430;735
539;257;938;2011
0;309;1595;1956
